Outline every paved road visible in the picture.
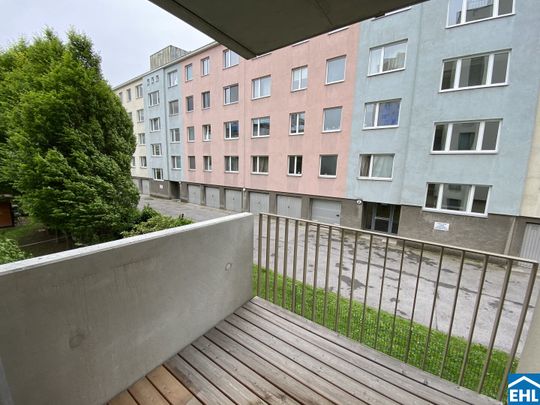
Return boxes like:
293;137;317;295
139;195;539;353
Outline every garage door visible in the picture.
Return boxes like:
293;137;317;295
225;189;242;212
521;223;540;262
311;199;341;225
250;192;270;214
188;185;201;204
141;179;150;195
205;187;220;209
277;195;302;218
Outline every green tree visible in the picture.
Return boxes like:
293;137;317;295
0;29;139;244
0;238;30;264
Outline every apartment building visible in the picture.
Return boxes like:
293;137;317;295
115;0;540;257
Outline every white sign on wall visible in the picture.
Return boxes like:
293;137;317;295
434;222;450;232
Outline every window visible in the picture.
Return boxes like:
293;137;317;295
252;76;271;99
169;100;179;115
140;156;147;168
224;121;239;139
288;155;302;176
137;109;144;122
223;49;239;68
188;156;196;170
368;41;407;75
291;66;308;91
126;89;132;102
151;143;162;156
138;133;146;145
252;117;270;137
131;156;135;167
441;51;509;90
364;100;400;128
152;168;163;181
201;57;210;76
359;154;394;179
150;117;161;132
425;183;490;215
224;84;239;104
202;91;211;109
170;156;181;170
323;107;342;132
118;92;123;102
203;156;212;171
136;84;143;98
225;156;239;172
170;128;181;143
167;70;178;87
185;64;193;81
252;156;269;174
128;112;133;121
290;112;305;135
326;56;346;84
319;155;338;177
148;91;160;106
203;124;212;141
433;120;500;152
187;126;195;142
186;95;194;112
447;0;514;26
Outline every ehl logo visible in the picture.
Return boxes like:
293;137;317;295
508;374;540;404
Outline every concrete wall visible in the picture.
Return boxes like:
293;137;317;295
520;96;540;218
518;287;540;373
150;179;171;198
0;214;254;405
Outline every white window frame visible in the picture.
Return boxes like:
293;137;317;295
202;91;211;109
151;143;162;156
252;116;270;138
185;64;193;81
169;100;179;116
171;156;181;170
322;107;343;133
138;133;146;145
186;95;194;112
202;124;212;141
188;156;196;171
187;126;195;142
130;156;135;167
201;57;210;76
224;156;239;173
358;154;394;180
440;51;510;92
224;121;239;140
167;70;178;87
368;40;407;76
424;183;491;217
149;117;161;132
325;55;346;84
203;156;212;172
251;155;269;175
252;75;271;99
137;109;144;123
288;155;302;176
152;168;164;181
135;84;143;98
139;156;147;168
148;91;160;106
170;128;181;143
363;100;401;129
319;155;338;178
446;0;515;27
126;89;132;102
290;112;305;135
431;120;501;154
223;49;239;68
223;84;239;105
291;66;308;91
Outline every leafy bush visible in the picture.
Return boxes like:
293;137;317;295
122;205;192;237
0;238;30;264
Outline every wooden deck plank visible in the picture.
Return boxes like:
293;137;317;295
215;319;367;404
250;296;500;405
108;390;138;405
192;335;300;405
235;306;428;405
180;344;266;404
165;353;235;405
128;377;169;405
147;366;202;405
205;328;334;405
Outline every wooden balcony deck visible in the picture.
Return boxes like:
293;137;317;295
109;297;500;405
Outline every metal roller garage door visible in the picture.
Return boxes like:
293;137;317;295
225;189;242;212
277;195;302;218
250;192;270;214
205;187;220;209
141;179;150;195
520;223;540;262
311;199;341;225
188;185;201;204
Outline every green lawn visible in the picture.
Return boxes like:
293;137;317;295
253;266;515;400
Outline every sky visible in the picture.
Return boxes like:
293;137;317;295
0;0;212;86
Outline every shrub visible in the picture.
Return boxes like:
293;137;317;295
0;238;30;264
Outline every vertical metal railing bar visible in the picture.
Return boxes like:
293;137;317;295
334;228;346;332
346;232;359;337
322;226;334;326
439;250;466;377
257;213;262;297
374;237;390;350
281;218;289;308
291;220;299;313
389;241;406;356
458;254;489;385
422;247;445;370
273;217;280;304
497;261;539;401
265;215;271;300
311;224;321;322
477;258;513;393
301;222;309;317
405;242;425;363
360;234;374;343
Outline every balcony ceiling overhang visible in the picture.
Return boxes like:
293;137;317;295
148;0;426;59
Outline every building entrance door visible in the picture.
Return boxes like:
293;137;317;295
364;203;400;234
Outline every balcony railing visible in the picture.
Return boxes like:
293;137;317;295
254;212;539;401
